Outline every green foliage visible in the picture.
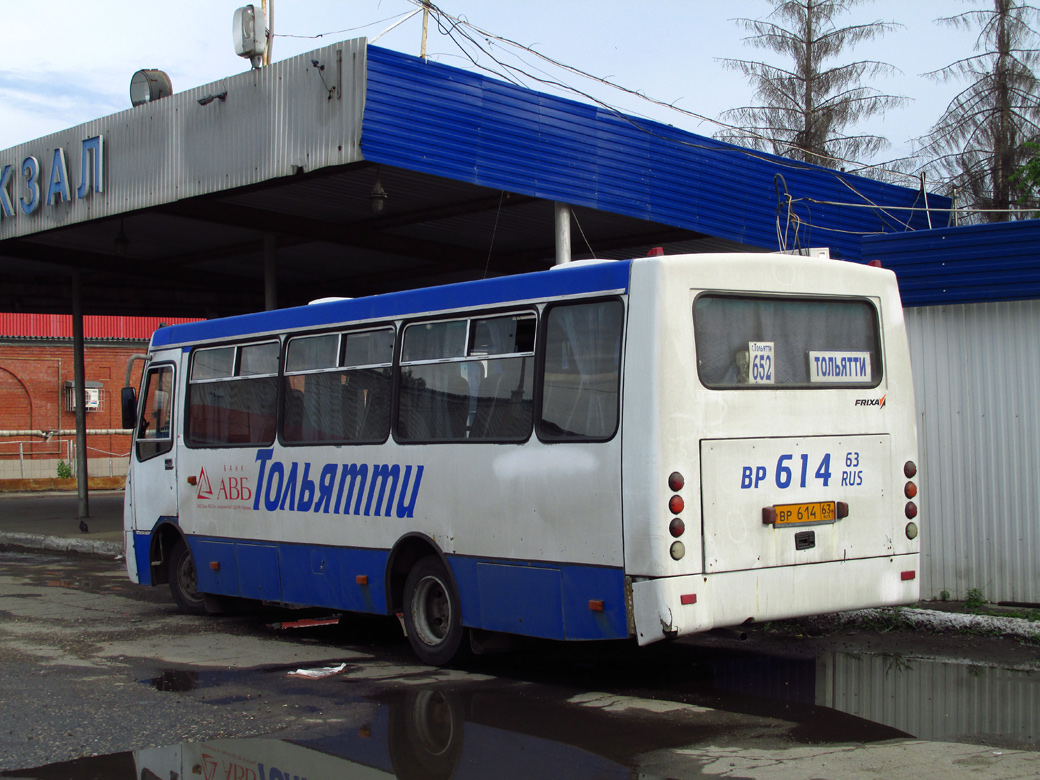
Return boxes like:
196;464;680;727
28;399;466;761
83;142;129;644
939;589;951;602
56;460;73;480
859;607;913;633
964;587;986;611
1011;141;1040;204
915;2;1040;221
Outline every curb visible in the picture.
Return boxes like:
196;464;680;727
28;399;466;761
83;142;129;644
0;531;123;558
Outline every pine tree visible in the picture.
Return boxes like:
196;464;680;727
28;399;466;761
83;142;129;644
716;0;906;168
915;0;1040;222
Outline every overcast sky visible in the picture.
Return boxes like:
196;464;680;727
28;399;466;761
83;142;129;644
0;1;986;170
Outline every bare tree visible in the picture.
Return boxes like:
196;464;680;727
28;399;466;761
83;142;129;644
715;0;907;168
915;1;1040;222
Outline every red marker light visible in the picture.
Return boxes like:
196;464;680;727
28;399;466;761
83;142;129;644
905;501;918;519
904;461;917;478
905;482;918;499
669;517;685;538
669;495;684;514
668;472;685;492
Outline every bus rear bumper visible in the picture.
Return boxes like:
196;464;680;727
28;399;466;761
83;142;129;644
630;554;920;646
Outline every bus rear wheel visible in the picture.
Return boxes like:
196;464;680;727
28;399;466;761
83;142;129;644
403;557;468;666
168;539;207;616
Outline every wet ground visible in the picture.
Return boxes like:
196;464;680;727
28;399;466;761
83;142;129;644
1;551;1038;778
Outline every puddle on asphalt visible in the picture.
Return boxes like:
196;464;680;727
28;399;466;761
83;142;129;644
1;686;756;780
690;647;1039;748
8;646;1035;778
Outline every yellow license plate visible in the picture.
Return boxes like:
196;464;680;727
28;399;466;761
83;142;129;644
774;501;836;526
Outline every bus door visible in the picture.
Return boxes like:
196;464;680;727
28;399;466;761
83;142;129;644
128;360;178;532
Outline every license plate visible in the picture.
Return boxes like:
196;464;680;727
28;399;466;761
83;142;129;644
773;501;836;526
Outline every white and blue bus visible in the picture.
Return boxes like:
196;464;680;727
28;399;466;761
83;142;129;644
122;252;921;665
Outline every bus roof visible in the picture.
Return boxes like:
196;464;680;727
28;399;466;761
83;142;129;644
151;259;633;349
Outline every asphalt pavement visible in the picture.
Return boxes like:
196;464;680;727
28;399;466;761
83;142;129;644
0;489;125;557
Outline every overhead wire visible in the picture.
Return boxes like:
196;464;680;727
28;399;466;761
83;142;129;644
349;1;1028;232
406;0;925;183
406;0;948;236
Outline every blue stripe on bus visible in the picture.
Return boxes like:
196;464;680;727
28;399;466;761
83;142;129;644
137;533;628;642
450;556;629;641
151;260;632;348
133;532;153;585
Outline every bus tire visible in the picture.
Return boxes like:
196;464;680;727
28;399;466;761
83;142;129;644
168;539;208;616
403;557;468;666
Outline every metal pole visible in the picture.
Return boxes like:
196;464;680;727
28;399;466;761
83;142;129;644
264;233;278;310
421;1;430;59
555;202;571;265
71;269;90;520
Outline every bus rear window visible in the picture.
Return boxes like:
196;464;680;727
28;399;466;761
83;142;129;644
694;295;881;388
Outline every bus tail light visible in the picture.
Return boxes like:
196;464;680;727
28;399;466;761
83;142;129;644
904;460;917;478
667;471;685;555
901;570;916;581
680;593;697;605
905;501;918;519
905;522;919;540
904;481;917;499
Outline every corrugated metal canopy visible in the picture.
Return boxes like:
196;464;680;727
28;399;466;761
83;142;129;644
0;39;946;318
862;219;1040;306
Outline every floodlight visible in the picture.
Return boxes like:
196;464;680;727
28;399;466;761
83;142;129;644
129;70;173;107
234;5;267;67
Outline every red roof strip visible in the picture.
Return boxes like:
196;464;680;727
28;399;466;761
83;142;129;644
0;314;203;340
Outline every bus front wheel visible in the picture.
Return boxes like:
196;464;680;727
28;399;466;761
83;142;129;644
168;539;208;616
403;557;468;666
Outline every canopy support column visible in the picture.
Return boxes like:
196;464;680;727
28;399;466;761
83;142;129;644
71;269;90;521
264;233;278;310
555;202;572;265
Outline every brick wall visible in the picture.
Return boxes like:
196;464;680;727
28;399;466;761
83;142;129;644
0;341;147;471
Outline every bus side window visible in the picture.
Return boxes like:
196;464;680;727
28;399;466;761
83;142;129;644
281;329;394;445
397;314;534;443
187;342;279;447
539;299;624;441
137;365;174;461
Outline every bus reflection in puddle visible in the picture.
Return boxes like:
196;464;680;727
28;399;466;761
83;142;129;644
5;649;1037;778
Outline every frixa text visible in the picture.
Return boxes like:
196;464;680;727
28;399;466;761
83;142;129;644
253;449;423;518
854;396;886;407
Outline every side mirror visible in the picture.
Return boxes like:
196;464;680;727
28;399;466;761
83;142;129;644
121;387;138;430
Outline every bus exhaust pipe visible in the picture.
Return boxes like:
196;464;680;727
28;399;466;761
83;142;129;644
711;627;748;641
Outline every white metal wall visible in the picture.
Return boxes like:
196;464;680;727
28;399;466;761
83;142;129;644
905;300;1040;603
0;40;367;240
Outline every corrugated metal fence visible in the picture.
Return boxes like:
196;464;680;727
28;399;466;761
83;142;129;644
905;300;1040;603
